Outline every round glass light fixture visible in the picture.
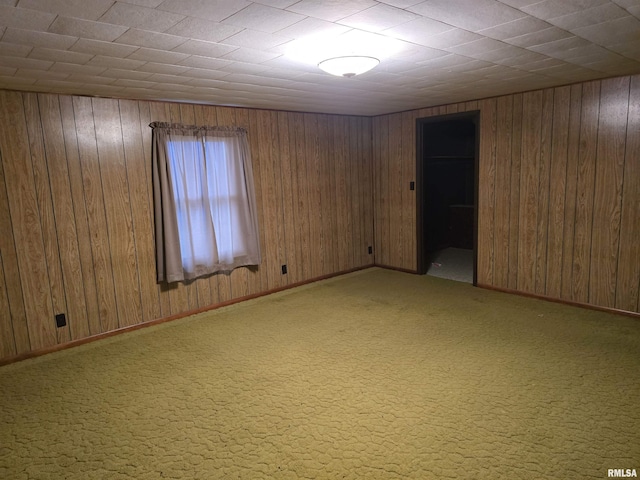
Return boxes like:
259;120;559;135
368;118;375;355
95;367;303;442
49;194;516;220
318;55;380;78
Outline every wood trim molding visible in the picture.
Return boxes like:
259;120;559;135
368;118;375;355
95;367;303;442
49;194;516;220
375;263;419;274
477;283;640;319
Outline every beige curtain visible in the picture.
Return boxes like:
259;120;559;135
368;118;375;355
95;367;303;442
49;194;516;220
151;122;261;283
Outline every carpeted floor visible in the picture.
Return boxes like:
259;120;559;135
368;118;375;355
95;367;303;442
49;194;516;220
1;267;639;479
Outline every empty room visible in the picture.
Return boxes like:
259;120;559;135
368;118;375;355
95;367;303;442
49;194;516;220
0;1;639;478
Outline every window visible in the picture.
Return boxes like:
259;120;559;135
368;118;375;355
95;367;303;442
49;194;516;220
151;123;261;283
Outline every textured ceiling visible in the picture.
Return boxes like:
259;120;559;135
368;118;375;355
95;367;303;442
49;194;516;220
1;0;639;115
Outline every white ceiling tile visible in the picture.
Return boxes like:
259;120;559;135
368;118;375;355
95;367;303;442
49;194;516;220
0;6;55;31
63;74;117;85
17;0;114;21
48;16;129;42
512;57;566;71
165;17;243;43
359;70;413;85
221;47;281;63
286;0;378;22
494;50;548;66
521;0;609;20
548;3;629;30
171;40;237;57
405;54;471;75
611;0;640;7
86;55;146;69
3;27;78;49
28;47;93;64
183;68;230;80
113;77;157;88
274;17;351;38
257;66;307;80
221;73;296;88
449;59;495;73
503;26;573;47
528;35;592;56
100;68;154;80
115;29;187;50
483;67;533;79
147;72;191;84
222;3;305;33
447;37;508;56
157;0;251;22
532;63;597;78
383;17;454;45
260;54;321;73
608;39;640;60
1;0;640;115
0;64;18;75
478;16;553;40
421;28;484;49
573;15;640;45
252;0;298;7
554;48;631;68
0;42;32;57
392;43;449;63
254;38;291;55
471;44;526;62
378;0;424;7
0;75;36;87
628;5;640;17
408;0;526;31
118;0;165;7
70;38;139;58
220;61;271;75
374;58;422;74
495;1;541;9
187;79;228;93
127;47;190;64
583;57;640;74
48;62;107;75
223;29;290;49
0;55;52;70
338;4;420;32
136;62;190;74
469;64;518;78
98;3;185;32
178;55;233;69
15;69;69;80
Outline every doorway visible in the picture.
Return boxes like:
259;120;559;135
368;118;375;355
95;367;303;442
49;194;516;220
416;112;479;284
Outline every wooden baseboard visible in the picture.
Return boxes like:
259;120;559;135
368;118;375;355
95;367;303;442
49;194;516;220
374;263;419;274
477;283;640;319
0;265;375;367
375;263;639;319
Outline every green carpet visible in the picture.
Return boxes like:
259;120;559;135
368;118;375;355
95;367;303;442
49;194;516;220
1;267;639;479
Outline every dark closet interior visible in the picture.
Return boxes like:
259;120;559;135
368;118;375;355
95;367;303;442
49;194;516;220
419;115;477;282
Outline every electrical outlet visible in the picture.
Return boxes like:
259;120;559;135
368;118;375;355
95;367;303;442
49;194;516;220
281;264;287;274
55;313;66;328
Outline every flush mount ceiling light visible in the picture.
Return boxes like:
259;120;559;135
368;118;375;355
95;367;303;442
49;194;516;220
318;56;380;78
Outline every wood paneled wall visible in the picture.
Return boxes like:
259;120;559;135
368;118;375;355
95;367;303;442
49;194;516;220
0;90;374;361
1;73;638;361
373;74;640;314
